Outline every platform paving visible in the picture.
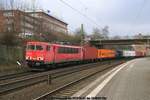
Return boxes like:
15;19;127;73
72;58;150;100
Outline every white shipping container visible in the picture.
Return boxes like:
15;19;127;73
123;51;136;57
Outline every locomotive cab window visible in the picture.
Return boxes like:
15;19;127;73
27;45;35;50
36;45;43;50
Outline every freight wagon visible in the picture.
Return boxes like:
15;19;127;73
135;51;146;57
122;50;136;57
97;49;116;59
83;45;98;62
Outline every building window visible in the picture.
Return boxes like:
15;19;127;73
3;12;14;17
8;27;11;31
5;18;14;24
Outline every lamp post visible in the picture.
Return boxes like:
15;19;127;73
147;37;150;56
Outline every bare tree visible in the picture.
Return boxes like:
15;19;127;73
73;27;86;44
102;26;109;39
112;35;121;40
134;33;144;39
91;26;109;40
124;35;130;39
91;27;102;40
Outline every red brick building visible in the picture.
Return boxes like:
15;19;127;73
0;10;68;37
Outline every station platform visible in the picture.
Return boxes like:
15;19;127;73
72;57;150;100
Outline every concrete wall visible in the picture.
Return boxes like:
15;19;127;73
0;45;23;64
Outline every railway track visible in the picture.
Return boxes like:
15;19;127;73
0;59;127;97
34;61;124;100
0;71;34;82
0;60;112;82
0;61;111;95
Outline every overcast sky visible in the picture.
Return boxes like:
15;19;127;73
13;0;150;36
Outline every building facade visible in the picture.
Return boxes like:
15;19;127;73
0;10;40;35
28;12;68;34
0;10;68;37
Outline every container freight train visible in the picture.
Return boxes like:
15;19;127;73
25;41;145;69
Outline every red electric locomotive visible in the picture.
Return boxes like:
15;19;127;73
26;41;83;69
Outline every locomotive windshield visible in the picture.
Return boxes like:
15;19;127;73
27;45;35;50
27;45;43;51
36;45;43;50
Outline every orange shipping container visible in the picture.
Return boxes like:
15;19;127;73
98;49;116;58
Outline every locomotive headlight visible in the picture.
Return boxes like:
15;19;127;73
26;56;28;60
32;57;36;60
26;56;32;60
37;57;44;61
40;57;44;60
26;56;31;60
